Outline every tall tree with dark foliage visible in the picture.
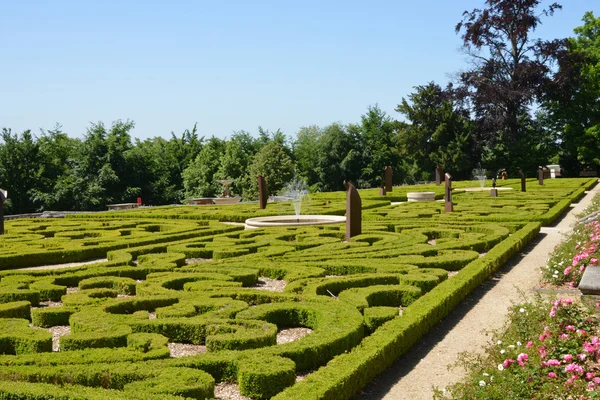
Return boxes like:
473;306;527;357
456;0;565;172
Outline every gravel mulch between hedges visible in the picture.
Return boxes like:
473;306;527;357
17;259;108;271
250;278;286;292
214;382;252;400
37;301;62;308
47;326;70;352
276;327;313;344
168;342;207;357
186;258;213;264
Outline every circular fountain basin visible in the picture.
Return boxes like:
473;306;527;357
245;215;346;229
212;197;242;205
407;192;436;202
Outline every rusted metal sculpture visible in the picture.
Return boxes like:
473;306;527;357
258;175;267;209
435;165;444;186
519;169;526;192
384;166;393;192
444;173;453;213
345;180;361;241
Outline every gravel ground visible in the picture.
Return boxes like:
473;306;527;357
17;259;107;271
296;371;313;382
250;278;286;292
186;258;213;264
66;287;78;294
358;182;600;400
47;326;70;352
214;382;252;400
37;300;62;308
276;327;313;344
168;343;207;357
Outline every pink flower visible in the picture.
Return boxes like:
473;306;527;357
563;354;573;362
542;359;561;367
562;298;573;305
565;363;584;375
549;310;556;318
593;377;600;384
576;329;587;336
586;372;594;380
584;342;596;353
560;333;569;340
578;353;587;361
503;358;515;368
548;372;557;378
566;325;576;332
517;353;529;366
526;341;533;348
591;258;598;265
564;266;573;275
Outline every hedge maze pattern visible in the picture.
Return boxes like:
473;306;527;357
0;178;595;399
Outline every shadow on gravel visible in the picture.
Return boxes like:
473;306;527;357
355;233;548;399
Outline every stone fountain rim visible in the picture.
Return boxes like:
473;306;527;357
245;214;346;228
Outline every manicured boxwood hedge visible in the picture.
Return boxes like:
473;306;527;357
0;178;592;399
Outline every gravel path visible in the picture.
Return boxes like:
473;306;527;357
17;258;107;271
358;183;600;400
250;277;286;292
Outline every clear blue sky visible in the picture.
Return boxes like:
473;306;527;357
1;1;597;141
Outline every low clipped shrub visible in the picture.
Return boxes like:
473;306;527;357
238;355;296;399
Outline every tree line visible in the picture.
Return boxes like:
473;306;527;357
1;2;599;215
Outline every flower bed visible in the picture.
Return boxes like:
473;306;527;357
542;191;600;287
436;296;600;399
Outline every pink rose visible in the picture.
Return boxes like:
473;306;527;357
563;354;573;362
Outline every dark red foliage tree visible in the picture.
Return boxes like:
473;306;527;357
456;1;566;155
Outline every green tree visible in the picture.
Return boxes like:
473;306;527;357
0;128;43;214
396;82;474;180
359;105;399;188
293;125;322;186
182;137;225;198
30;124;81;211
217;131;260;196
543;11;600;175
316;123;362;191
248;141;295;198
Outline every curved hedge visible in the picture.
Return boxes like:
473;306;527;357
0;178;591;399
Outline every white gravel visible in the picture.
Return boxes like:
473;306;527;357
168;342;207;357
47;326;70;352
276;327;313;344
17;259;107;271
250;277;286;292
186;258;213;264
214;382;252;400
